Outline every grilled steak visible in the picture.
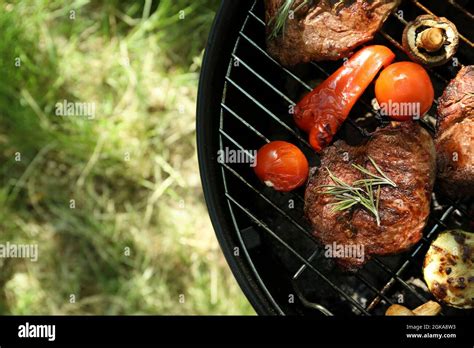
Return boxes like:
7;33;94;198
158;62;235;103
305;123;436;270
436;65;474;199
265;0;400;66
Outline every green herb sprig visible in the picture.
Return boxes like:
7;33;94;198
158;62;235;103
268;0;309;39
318;157;397;226
268;0;350;39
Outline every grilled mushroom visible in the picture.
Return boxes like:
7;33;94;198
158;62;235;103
412;301;442;316
423;230;474;309
402;15;459;67
385;301;442;316
385;304;414;316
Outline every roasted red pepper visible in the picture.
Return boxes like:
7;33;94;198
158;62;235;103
294;45;395;152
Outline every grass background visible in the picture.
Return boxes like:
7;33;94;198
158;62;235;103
0;0;254;315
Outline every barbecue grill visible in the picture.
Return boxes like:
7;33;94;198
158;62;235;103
197;0;474;315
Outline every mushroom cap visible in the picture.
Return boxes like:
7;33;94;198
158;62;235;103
402;14;459;67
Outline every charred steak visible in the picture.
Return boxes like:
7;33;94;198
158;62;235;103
305;123;436;270
265;0;400;66
436;65;474;199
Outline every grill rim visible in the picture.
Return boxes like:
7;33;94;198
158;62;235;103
197;0;280;315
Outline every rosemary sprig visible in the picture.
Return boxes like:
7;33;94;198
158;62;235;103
318;157;397;226
268;0;309;39
268;0;350;39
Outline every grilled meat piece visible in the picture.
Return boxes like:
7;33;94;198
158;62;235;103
265;0;400;66
436;65;474;199
305;123;436;270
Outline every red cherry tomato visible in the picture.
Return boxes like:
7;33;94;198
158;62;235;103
375;62;434;121
254;141;309;192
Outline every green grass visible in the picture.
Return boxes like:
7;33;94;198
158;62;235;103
0;0;254;315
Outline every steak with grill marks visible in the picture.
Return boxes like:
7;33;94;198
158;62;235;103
265;0;400;66
436;65;474;199
305;123;436;270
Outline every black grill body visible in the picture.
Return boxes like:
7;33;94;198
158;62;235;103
197;0;474;316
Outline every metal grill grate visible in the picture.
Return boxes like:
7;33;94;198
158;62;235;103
217;0;473;316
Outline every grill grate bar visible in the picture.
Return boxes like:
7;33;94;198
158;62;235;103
432;216;449;229
224;191;371;315
426;205;456;239
225;76;312;149
392;12;408;25
293;250;318;279
453;205;468;218
356;273;395;307
221;103;270;143
232;53;296;105
291;278;335;315
367;277;397;312
449;0;474;20
219;128;256;162
373;257;430;302
238;31;313;91
248;8;265;25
